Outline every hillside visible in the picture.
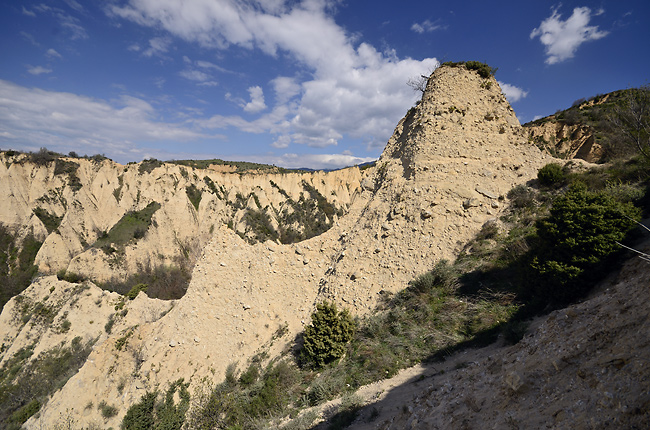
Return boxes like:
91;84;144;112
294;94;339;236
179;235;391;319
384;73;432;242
0;62;647;429
523;87;649;162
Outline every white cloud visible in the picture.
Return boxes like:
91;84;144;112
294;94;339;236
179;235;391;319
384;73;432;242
128;43;141;52
20;31;40;46
179;69;210;82
530;6;609;64
63;0;84;12
411;19;445;34
30;3;88;40
196;60;232;74
110;0;439;149
143;37;171;57
27;66;53;75
243;86;267;113
272;76;301;104
271;135;291;148
0;80;209;160
498;81;528;102
46;49;63;59
244;152;376;170
22;7;36;17
179;69;218;87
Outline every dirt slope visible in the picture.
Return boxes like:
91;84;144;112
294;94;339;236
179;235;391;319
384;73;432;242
1;64;558;428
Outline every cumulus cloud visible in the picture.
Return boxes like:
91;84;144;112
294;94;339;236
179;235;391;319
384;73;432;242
498;81;528;102
110;0;438;149
27;66;53;75
411;19;445;34
243;86;267;113
530;6;609;64
0;80;209;160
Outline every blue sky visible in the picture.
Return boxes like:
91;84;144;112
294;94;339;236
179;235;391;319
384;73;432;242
0;1;648;169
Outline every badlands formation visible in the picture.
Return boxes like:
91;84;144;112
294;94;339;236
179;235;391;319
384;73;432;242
0;64;561;428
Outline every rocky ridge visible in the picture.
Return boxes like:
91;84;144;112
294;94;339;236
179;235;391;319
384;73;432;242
526;120;603;162
0;155;361;282
0;64;557;428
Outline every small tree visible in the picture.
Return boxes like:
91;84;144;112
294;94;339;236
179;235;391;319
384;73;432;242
301;301;355;369
529;183;640;304
407;74;429;94
608;85;650;160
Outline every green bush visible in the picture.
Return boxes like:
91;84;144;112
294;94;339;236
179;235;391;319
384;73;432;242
93;201;161;252
56;270;84;284
32;207;63;233
464;61;497;78
98;400;118;419
126;283;148;300
98;264;190;300
441;61;497;78
121;391;156;430
407;260;458;295
301;302;355;369
138;158;163;174
507;185;537;209
529;183;640;304
121;379;190;430
10;399;40;425
537;163;566;187
186;184;202;211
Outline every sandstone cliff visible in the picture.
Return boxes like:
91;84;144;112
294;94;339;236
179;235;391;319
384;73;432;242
0;64;558;428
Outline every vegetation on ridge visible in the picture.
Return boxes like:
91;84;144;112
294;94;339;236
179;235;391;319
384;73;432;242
0;226;42;311
93;201;161;254
441;60;498;78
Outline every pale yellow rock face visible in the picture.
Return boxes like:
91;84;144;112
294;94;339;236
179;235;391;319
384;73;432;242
526;120;604;162
0;65;558;428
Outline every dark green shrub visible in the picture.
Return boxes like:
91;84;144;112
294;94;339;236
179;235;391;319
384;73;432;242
32;207;63;234
56;270;83;283
407;260;457;295
98;400;118;419
93;202;161;252
29;147;57;166
186;184;202;211
301;302;355;369
464;61;497;78
10;399;40;424
138;158;163;174
98;264;189;300
121;379;190;430
238;363;259;387
121;391;156;430
442;61;497;78
529;183;640;304
247;360;299;417
537;163;566;187
126;283;148;300
104;315;115;334
507;185;537;209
